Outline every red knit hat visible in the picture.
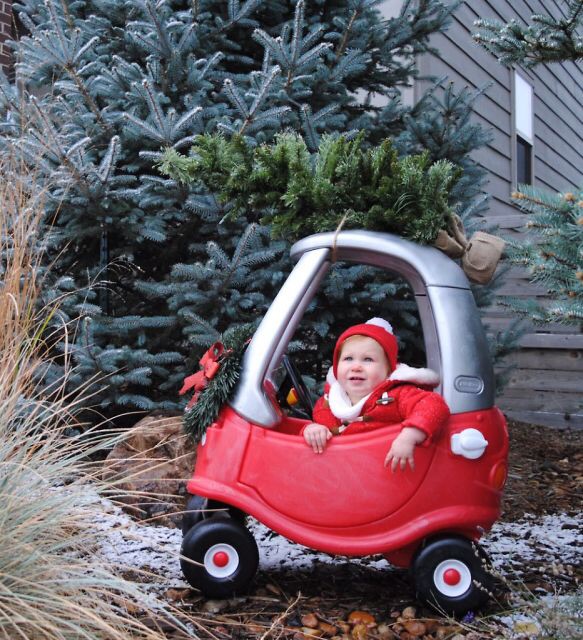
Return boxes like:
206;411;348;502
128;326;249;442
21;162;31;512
333;318;398;376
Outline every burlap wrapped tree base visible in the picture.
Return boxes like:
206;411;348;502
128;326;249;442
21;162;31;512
435;214;505;284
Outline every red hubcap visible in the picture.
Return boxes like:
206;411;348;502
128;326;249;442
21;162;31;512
212;551;229;567
443;568;461;585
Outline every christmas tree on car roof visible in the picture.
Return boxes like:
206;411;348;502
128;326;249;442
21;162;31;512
0;0;496;420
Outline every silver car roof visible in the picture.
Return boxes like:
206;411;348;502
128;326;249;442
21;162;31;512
231;231;494;427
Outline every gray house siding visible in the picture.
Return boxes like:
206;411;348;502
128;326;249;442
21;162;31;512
411;0;583;428
0;0;11;74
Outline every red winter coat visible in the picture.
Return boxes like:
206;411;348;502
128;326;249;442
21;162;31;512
310;364;450;444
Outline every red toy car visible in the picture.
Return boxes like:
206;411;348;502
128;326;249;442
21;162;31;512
180;231;509;615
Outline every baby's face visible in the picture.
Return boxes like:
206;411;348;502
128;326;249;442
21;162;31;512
337;336;390;404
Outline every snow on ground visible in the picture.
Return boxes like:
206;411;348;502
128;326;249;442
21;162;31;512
493;589;582;640
254;512;583;576
93;495;582;594
94;497;186;589
482;512;582;576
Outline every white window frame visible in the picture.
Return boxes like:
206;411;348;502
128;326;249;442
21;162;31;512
512;70;535;189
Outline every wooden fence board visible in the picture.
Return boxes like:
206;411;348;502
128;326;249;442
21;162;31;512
495;282;550;297
500;349;583;370
504;369;583;393
498;389;580;410
519;334;583;349
504;409;583;429
485;318;574;334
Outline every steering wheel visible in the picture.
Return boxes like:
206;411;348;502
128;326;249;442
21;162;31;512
282;355;314;419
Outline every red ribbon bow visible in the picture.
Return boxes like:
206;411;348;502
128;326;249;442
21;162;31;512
180;342;225;409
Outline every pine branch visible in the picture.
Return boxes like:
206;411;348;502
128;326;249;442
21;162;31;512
473;1;583;66
174;106;203;134
59;0;75;30
97;136;120;183
505;186;583;325
144;0;173;59
222;78;249;119
141;78;170;137
336;7;359;57
248;65;281;117
290;0;305;67
27;98;88;189
300;104;319;150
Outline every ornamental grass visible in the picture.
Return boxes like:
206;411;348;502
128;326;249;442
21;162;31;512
0;155;188;639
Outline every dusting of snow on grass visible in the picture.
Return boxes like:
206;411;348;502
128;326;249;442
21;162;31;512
494;613;543;639
250;521;389;571
94;497;186;591
482;512;582;574
93;493;581;597
252;511;583;576
493;590;582;640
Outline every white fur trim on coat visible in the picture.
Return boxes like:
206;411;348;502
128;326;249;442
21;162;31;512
325;363;440;422
389;363;440;387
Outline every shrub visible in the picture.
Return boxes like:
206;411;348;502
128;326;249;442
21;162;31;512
0;155;186;639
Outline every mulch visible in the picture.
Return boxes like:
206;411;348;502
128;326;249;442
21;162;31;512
162;420;582;639
500;421;582;522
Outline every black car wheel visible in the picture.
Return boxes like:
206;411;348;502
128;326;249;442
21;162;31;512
182;494;247;536
180;517;259;598
182;494;208;535
412;536;494;616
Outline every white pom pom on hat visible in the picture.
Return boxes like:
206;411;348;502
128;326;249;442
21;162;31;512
365;317;394;334
333;317;398;374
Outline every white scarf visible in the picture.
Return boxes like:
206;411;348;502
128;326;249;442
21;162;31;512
327;381;372;422
326;363;440;422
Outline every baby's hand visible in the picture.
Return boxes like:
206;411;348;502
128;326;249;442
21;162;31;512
303;423;332;454
384;427;426;472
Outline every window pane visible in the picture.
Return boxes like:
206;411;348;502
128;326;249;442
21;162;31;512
516;136;532;185
515;73;533;141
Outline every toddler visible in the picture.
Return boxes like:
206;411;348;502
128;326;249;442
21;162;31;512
303;318;450;471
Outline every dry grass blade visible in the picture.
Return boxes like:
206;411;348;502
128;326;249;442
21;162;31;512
0;153;194;639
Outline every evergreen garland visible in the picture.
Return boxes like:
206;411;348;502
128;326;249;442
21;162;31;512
159;132;461;245
183;323;255;441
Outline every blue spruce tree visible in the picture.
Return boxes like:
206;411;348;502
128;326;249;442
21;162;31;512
0;0;493;418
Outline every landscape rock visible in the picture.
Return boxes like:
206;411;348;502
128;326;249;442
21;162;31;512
102;414;196;527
